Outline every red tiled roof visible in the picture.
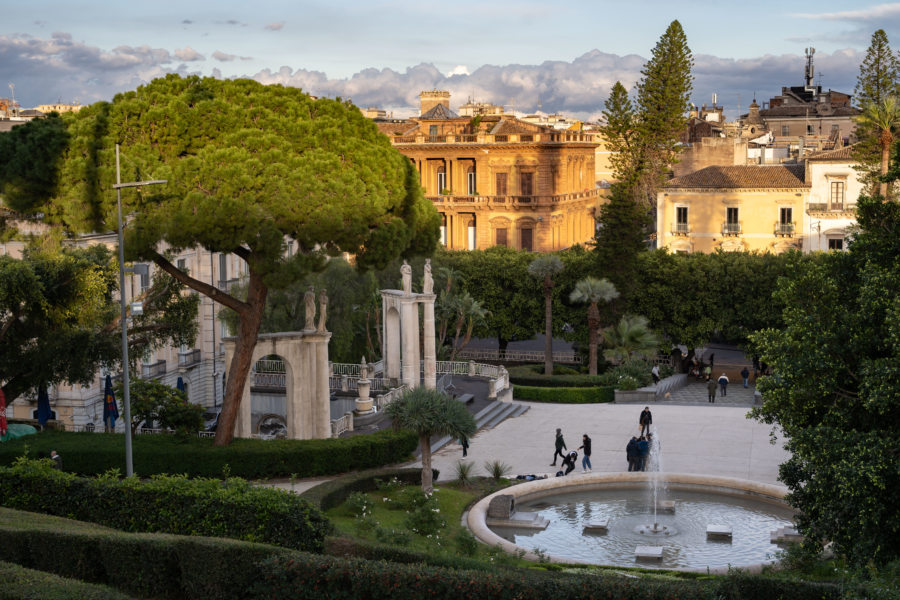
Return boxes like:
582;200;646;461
667;165;808;189
806;144;857;161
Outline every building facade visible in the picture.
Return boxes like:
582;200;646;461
374;91;600;252
802;145;861;252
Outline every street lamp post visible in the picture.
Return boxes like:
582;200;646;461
113;143;166;477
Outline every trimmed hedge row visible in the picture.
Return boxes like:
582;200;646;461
0;460;331;553
301;467;439;511
0;560;132;600
507;364;607;388
0;511;856;600
0;428;418;478
514;385;614;403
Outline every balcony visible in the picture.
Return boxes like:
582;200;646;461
807;202;854;216
427;191;598;208
390;132;595;145
141;360;167;379
178;348;201;368
775;222;795;237
671;222;690;235
722;222;742;236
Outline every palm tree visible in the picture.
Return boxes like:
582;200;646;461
856;96;900;198
527;255;564;375
602;315;659;364
448;291;490;362
569;277;619;375
385;387;476;494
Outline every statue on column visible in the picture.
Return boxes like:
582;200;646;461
423;259;433;294
317;288;328;332
401;260;412;295
359;356;368;380
304;286;316;330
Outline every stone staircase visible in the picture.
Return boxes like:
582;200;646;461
429;400;530;454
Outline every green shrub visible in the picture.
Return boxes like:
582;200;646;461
0;458;331;553
484;459;511;480
403;493;445;536
0;560;133;600
346;491;375;518
597;358;655;388
301;467;439;511
507;364;607;388
0;428;418;478
514;386;614;403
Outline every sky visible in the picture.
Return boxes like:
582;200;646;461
2;1;898;120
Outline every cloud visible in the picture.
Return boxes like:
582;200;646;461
794;3;900;22
182;19;193;25
265;22;285;31
447;65;469;76
212;50;252;62
174;46;204;62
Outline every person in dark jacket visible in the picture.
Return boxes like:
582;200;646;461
707;377;718;402
639;407;652;436
50;450;62;471
740;366;750;388
578;434;592;472
637;436;650;471
561;450;578;475
626;437;639;471
551;428;567;466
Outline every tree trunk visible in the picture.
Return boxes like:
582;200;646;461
420;433;433;495
881;131;891;198
544;276;553;376
214;271;268;446
587;303;600;376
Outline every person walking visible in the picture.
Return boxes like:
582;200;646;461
626;436;639;471
551;428;567;466
639;407;652;436
651;364;660;385
707;377;718;402
578;434;592;472
741;366;750;388
709;353;715;370
703;364;712;381
459;434;469;458
718;373;729;397
50;450;62;471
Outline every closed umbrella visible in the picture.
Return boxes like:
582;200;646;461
0;389;7;438
36;387;53;427
102;375;119;431
176;376;186;395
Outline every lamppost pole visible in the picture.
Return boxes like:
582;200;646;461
114;143;166;477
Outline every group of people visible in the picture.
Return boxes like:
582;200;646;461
550;428;592;476
625;406;654;471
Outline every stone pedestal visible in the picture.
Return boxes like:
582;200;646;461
355;377;374;415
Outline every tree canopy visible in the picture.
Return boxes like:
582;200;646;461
750;194;900;567
2;74;439;444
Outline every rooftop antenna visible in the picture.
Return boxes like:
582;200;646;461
8;83;16;118
804;48;817;96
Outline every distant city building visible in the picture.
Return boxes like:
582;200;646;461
34;103;83;114
371;91;600;252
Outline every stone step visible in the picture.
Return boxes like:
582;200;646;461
428;401;529;454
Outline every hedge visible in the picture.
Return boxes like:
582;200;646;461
0;460;331;553
0;508;856;600
507;364;607;388
301;466;440;511
514;385;614;403
0;560;133;600
0;428;418;478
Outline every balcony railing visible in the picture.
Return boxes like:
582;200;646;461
391;132;595;145
775;222;795;236
428;190;598;207
672;222;690;235
178;349;201;368
722;222;742;236
141;360;167;379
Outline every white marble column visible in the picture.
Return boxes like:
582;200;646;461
401;297;420;388
315;336;331;439
423;295;437;389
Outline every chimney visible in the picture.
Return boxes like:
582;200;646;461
419;90;450;116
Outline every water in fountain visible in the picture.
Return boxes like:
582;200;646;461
638;432;672;536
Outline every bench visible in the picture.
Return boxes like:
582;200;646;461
456;393;475;404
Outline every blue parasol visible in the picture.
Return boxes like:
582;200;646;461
36;387;53;427
176;376;186;396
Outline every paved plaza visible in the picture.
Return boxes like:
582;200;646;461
413;381;789;488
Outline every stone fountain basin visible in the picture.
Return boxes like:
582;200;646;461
466;472;791;574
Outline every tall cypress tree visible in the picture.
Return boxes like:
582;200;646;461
853;29;900;194
600;81;638;187
633;20;694;207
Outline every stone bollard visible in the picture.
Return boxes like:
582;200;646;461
468;360;476;377
340;374;349;392
345;411;354;432
488;378;497;399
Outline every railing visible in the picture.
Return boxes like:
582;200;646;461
775;222;795;236
141;360;167;379
672;222;690;235
494;135;508;142
721;222;742;236
391;132;594;145
374;385;407;410
328;375;388;392
808;202;852;213
178;349;201;367
455;348;581;364
331;413;352;437
253;372;286;390
428;190;598;207
255;359;285;374
427;135;446;143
